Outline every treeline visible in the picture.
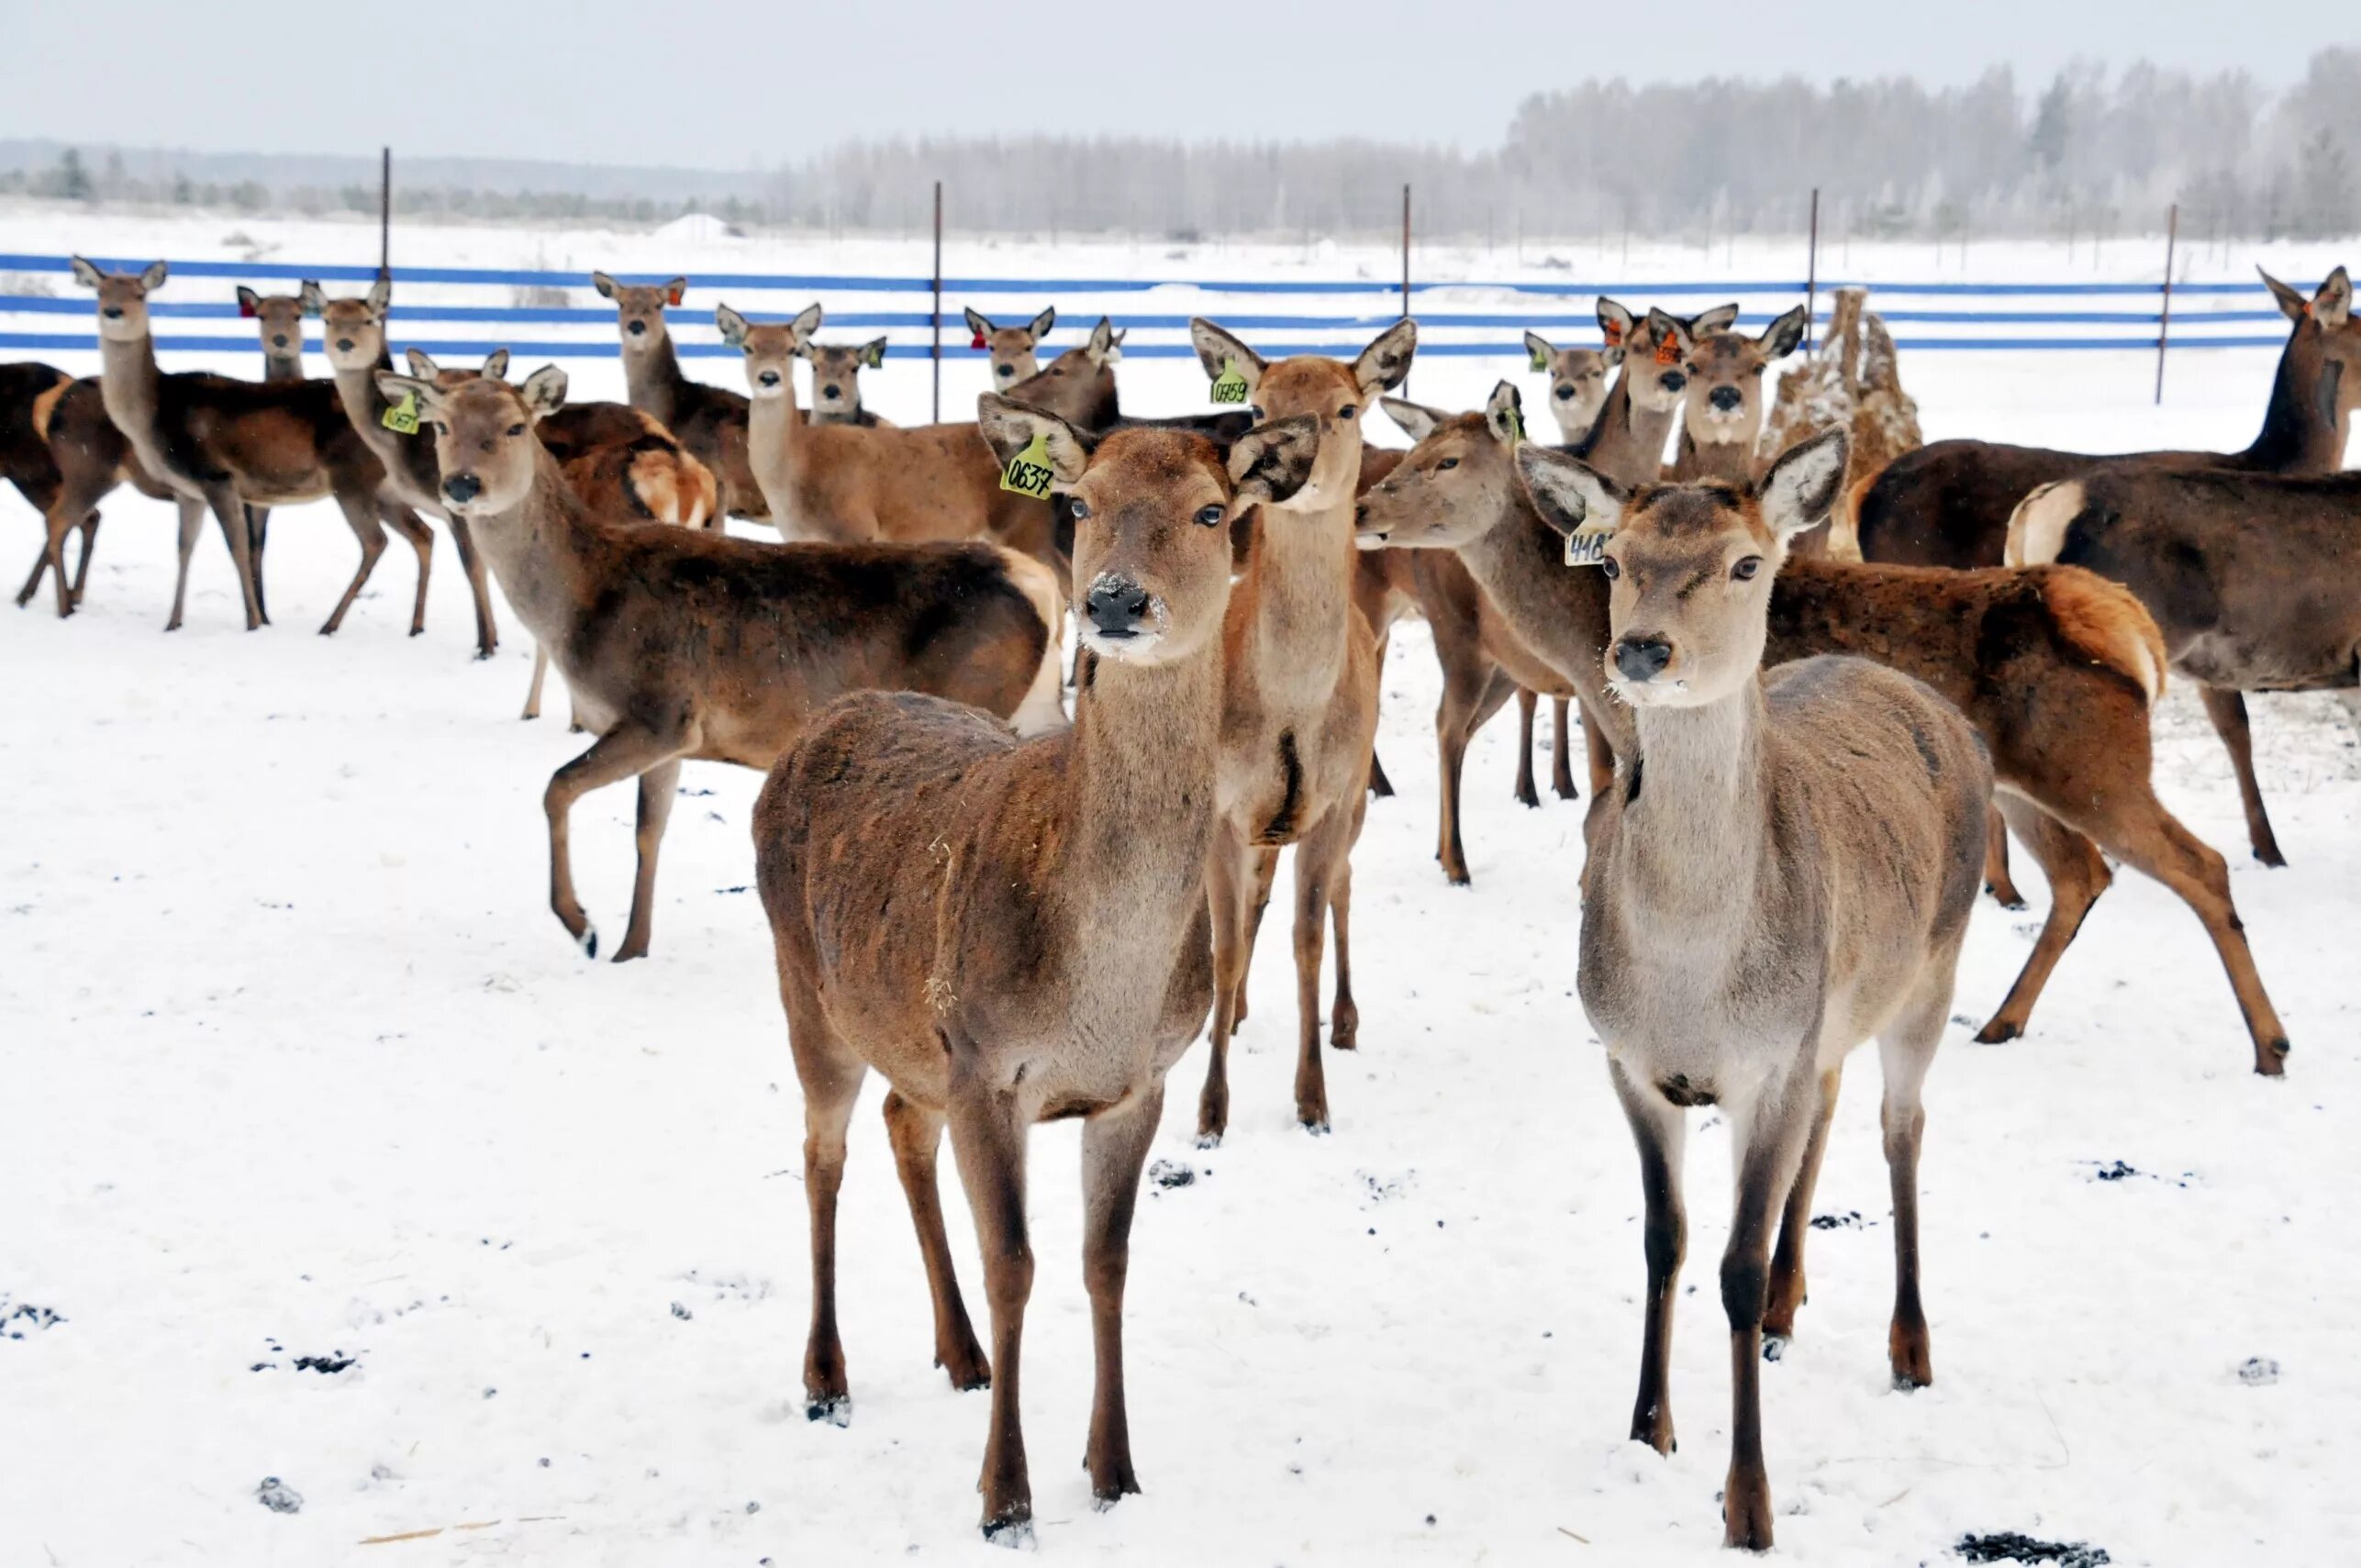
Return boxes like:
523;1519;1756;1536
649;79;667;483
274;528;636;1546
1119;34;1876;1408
6;50;2359;241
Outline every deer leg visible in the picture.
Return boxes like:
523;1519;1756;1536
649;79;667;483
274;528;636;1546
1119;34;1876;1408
1721;1073;1818;1552
523;644;551;721
882;1089;988;1392
781;963;864;1426
1583;700;1616;795
1196;823;1253;1147
946;1046;1037;1545
1289;809;1360;1135
1609;1054;1687;1457
164;496;208;630
1975;798;2111;1045
610;756;682;963
1232;845;1279;1029
33;496;89;617
445;515;499;658
1328;844;1359;1053
543;719;691;960
380;502;434;638
1365;628;1395;799
1981;806;2025;908
204;486;262;631
1765;1062;1843;1347
69;509;100;605
244;506;272;626
320;491;388;636
1878;955;1955;1391
1551;695;1579;800
1513;687;1542;807
1080;1084;1162;1507
2198;685;2286;867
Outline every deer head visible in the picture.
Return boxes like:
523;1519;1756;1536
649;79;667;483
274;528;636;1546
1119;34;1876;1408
1623;304;1742;415
980;395;1318;662
237;284;316;362
592;271;688;353
1188;317;1413;509
797;333;889;417
718;303;819;403
965;306;1057;384
1519;428;1849;707
319;276;395;373
71;256;169;341
2260;265;2361;427
373;365;572;517
1680;305;1809;448
1354;381;1526;550
1523;330;1620;441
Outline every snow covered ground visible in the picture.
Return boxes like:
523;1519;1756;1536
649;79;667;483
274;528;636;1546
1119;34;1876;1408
3;209;2357;1566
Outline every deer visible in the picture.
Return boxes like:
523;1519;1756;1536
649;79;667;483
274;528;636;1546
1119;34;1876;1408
720;304;1053;560
1854;267;2361;570
1522;329;1618;444
372;364;1065;963
796;335;894;427
2009;464;2361;867
963;305;1057;387
7;359;195;618
752;396;1320;1546
1356;382;2292;1077
1526;429;1990;1551
1183;316;1412;1142
396;346;719;723
591;271;770;523
1670;305;1808;485
70;257;441;639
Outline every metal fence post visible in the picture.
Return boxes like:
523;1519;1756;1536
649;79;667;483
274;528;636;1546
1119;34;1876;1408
931;181;943;425
2155;203;2178;406
379;148;391;283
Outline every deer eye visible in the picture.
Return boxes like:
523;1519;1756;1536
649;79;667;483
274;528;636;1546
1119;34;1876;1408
1436;457;1458;471
1336;403;1357;421
1732;556;1762;581
1601;556;1621;580
1069;499;1092;521
1194;504;1225;528
507;423;527;438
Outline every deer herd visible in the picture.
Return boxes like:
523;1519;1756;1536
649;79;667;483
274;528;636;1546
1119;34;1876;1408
3;248;2352;1553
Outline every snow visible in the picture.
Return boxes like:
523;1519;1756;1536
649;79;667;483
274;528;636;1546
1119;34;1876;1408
4;208;2358;1566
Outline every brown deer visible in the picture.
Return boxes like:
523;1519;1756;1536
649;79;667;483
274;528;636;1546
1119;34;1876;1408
591;271;770;523
1185;316;1411;1141
720;304;1052;559
2010;465;2361;866
1001;317;1129;429
963;305;1057;386
397;347;719;722
1522;329;1618;445
752;398;1320;1545
1530;429;1989;1551
7;361;193;618
72;257;440;639
237;284;316;383
1576;299;1740;486
1356;383;2291;1076
796;335;894;427
1854;267;2361;569
373;364;1064;963
1670;305;1808;484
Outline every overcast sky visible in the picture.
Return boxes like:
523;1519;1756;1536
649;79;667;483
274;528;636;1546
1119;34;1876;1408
3;0;2346;169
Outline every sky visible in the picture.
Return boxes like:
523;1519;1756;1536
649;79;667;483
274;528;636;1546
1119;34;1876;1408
1;0;2347;170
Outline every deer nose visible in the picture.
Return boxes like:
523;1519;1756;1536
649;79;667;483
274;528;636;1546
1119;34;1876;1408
757;369;782;388
1085;577;1153;638
102;306;123;319
335;337;354;352
272;334;289;349
1554;384;1576;400
627;319;647;337
1709;385;1743;412
442;472;483;505
1613;636;1674;683
1659;370;1687;393
996;362;1015;379
821;384;841;399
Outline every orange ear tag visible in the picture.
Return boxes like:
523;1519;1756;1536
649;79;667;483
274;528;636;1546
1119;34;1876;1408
1654;333;1681;367
665;283;685;307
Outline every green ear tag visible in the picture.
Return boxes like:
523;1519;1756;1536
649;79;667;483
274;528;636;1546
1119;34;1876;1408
1529;345;1548;372
381;392;419;434
999;430;1055;498
1209;358;1250;405
1564;526;1610;568
1502;405;1524;450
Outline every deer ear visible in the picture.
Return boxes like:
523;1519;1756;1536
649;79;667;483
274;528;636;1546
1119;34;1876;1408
790;302;823;342
481;348;511;382
365;275;392;315
861;337;888;370
2314;267;2352;329
1692;302;1742;337
406;347;440;378
1758;428;1850;539
1189;317;1266;389
1596;295;1633;348
236;286;262;317
663;278;687;308
139;260;169;293
1380;397;1443;441
590;271;618;300
1353;318;1418;395
1760;304;1808;360
1523;330;1554;364
69;255;104;289
298;281;326;317
715;305;749;349
374;372;438;415
1230;415;1322;506
1086;316;1121;365
1516;444;1627;540
1645;307;1694;361
2259;268;2309;322
977;395;1090;487
963;306;994;338
1604;344;1626;368
1483;380;1526;447
520;364;569;420
1028;306;1056;340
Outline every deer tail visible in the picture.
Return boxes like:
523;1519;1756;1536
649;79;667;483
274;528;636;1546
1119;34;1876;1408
2039;564;2165;707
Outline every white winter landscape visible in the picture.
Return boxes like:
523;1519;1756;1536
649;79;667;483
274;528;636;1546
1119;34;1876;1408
2;207;2355;1566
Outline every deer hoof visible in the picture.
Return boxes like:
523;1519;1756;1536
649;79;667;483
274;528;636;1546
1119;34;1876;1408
980;1515;1035;1551
576;925;599;961
1971;1018;2021;1045
805;1393;852;1427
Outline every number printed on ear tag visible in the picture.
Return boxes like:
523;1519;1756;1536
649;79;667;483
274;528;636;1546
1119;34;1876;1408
1209;359;1250;405
1564;527;1609;568
382;393;420;434
1000;430;1055;498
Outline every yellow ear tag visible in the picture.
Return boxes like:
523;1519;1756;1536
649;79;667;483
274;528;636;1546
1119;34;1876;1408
1209;358;1251;405
1501;405;1524;450
1565;525;1610;568
381;392;420;434
1528;345;1548;372
1000;430;1055;498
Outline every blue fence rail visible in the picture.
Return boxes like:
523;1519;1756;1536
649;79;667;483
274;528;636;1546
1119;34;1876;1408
0;251;2304;360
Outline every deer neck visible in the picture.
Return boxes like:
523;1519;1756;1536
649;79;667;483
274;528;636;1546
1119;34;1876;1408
332;350;441;514
621;332;685;425
1243;487;1360;700
1061;639;1227;931
95;329;174;486
1614;678;1776;925
262;353;304;384
1457;478;1615;695
2243;327;2348;472
746;389;802;518
1680;423;1754;484
1580;371;1675;489
455;446;601;642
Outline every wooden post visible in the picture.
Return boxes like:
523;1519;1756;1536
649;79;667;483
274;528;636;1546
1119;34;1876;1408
931;180;943;425
1804;187;1820;353
2155;203;2178;406
378;147;392;283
